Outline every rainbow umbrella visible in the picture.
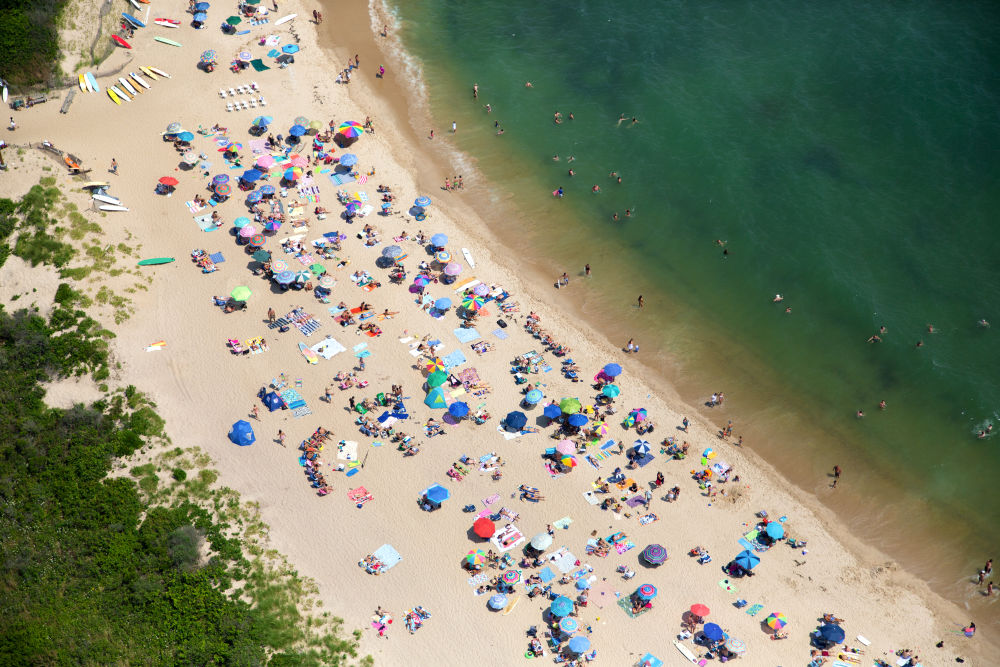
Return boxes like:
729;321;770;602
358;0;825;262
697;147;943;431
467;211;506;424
255;155;275;169
223;142;243;153
435;250;451;263
212;173;230;184
461;295;485;311
283;167;303;181
269;259;288;273
345;201;361;214
560;455;577;468
500;569;521;585
765;613;787;630
558;617;578;634
443;262;463;276
336;120;364;138
426;357;447;373
264;219;282;232
465;549;486;567
636;583;657;600
248;234;265;247
214;182;232;197
200;50;217;64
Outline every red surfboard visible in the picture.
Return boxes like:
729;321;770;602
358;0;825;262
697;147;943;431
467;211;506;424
112;35;132;49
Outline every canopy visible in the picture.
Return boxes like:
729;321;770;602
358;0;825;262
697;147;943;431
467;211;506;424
636;583;658;600
430;233;448;247
703;623;724;641
641;544;667;565
602;384;621;398
338;153;358;167
423;386;447;409
733;549;760;571
505;411;527;430
765;522;785;540
567;413;588;427
158;176;178;186
575;578;590;590
558;617;578;634
448;401;469;418
473;517;495;538
194;2;209;9
426;370;447;388
262;391;283;411
487;594;507;610
818;624;845;643
424;483;450;504
228;420;255;446
230;286;252;301
414;196;432;208
524;389;543;404
603;363;622;377
556;439;576;455
543;404;562;419
309;263;326;276
336;121;364;138
559;398;582;414
550;596;573;617
281;44;299;55
567;636;591;654
765;612;787;630
690;603;710;617
530;532;553;551
434;297;452;310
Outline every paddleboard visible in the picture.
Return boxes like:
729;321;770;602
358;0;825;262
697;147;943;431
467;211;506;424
298;342;318;365
154;19;179;28
154;37;182;48
130;72;150;89
99;205;129;212
275;14;297;25
118;77;138;95
147;66;171;78
93;193;121;205
109;85;131;101
112;35;131;49
85;72;98;92
82;181;110;189
137;258;175;266
461;247;476;268
79;74;86;91
107;88;122;105
139;66;158;80
121;12;145;28
2;84;7;104
674;641;697;663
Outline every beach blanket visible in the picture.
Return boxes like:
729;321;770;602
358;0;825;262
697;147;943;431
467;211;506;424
250;58;270;71
552;516;572;530
371;543;401;570
634;452;655;467
638;513;659;526
491;328;508;340
209;252;225;264
186;200;205;213
618;597;650;618
349;486;374;505
327;172;356;186
337;440;359;461
194;214;216;232
625;495;646;508
538;566;556;583
453;327;481;344
442;349;467;370
581;491;601;505
614;540;635;555
745;603;764;616
719;578;739;594
551;550;577;574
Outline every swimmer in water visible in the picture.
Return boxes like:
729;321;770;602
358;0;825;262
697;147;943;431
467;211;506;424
617;113;626;126
978;319;990;328
625;209;632;217
609;171;618;178
525;81;533;88
612;212;619;221
554;111;562;124
927;324;935;333
484;103;492;113
567;156;575;162
568;169;575;176
631;117;639;125
773;294;784;303
879;400;886;410
552;155;559;161
568;112;574;120
592;184;600;193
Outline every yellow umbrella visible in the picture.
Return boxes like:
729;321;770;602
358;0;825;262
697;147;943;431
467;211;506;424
426;357;447;373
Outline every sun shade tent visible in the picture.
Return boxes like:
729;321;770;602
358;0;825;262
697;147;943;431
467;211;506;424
228;419;255;445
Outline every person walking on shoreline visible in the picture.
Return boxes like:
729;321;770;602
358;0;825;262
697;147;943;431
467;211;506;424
637;295;644;308
110;158;118;175
585;263;591;276
251;405;259;421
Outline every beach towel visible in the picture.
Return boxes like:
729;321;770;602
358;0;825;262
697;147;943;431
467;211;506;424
209;252;225;263
634;453;655;467
491;328;508;340
250;58;270;71
614;540;635;555
738;538;755;551
719;578;739;594
349;486;374;505
453;327;481;344
372;543;401;570
552;516;572;530
581;491;601;505
442;349;467;370
638;513;659;526
744;603;764;616
194;215;216;232
538;566;556;583
337;440;359;461
552;551;577;574
618;597;650;618
625;495;646;508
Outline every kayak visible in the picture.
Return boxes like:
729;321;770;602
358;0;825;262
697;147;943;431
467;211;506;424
138;258;176;266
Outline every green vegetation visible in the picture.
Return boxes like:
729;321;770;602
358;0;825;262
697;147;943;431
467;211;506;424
0;0;68;87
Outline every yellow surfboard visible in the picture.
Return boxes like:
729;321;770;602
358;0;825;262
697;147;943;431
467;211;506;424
140;66;158;80
107;88;121;105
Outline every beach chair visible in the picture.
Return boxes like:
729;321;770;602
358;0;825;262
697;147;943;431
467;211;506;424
219;88;226;98
251;80;259;90
259;96;267;106
226;102;233;112
237;85;245;94
229;87;236;97
243;100;251;110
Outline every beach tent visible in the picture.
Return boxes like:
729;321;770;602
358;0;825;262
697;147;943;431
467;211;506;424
424;386;447;409
263;391;283;411
228;420;255;446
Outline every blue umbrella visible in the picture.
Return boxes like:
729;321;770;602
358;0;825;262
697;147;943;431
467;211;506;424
259;184;275;195
524;389;543;404
424;483;450;504
567;636;591;654
633;439;651;456
282;44;300;54
550;596;573;617
228;420;255;446
765;522;785;540
414;196;432;208
602;384;621;398
543;404;562;419
212;173;230;184
575;578;590;590
241;168;263;182
289;124;306;137
505;411;527;430
381;245;403;259
274;270;296;285
818;624;845;644
177;131;194;142
603;363;622;377
733;549;760;571
448;401;469;418
636;583;658;599
252;115;273;127
567;413;588;427
233;216;251;228
338;153;358;167
434;297;452;310
430;233;448;247
194;2;209;9
487;594;507;610
704;623;724;642
246;191;263;203
193;12;207;21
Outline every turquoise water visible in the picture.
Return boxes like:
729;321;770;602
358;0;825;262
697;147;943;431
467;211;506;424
387;0;1000;609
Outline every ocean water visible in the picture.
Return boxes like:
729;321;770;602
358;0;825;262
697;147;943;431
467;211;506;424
385;0;1000;614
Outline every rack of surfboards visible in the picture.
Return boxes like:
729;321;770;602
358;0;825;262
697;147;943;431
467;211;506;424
77;66;171;105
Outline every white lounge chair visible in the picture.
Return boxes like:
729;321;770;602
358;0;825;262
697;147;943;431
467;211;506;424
229;87;236;97
226;102;233;112
220;88;227;98
242;100;250;110
259;96;266;106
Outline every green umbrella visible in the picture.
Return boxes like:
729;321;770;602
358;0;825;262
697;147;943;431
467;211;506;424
426;370;447;388
246;0;260;4
309;263;326;276
252;249;271;262
559;397;582;414
226;16;242;25
230;286;252;301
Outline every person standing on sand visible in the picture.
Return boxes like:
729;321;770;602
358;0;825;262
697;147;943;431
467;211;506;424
452;120;457;133
277;430;286;447
429;129;434;140
681;417;689;432
251;405;259;420
585;264;591;276
637;295;644;308
268;307;276;323
110;158;118;174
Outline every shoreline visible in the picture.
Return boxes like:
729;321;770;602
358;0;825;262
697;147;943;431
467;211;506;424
0;0;993;663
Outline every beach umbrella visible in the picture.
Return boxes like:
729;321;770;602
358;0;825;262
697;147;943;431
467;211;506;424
293;116;310;127
430;233;448;247
284;167;303;181
465;549;486;568
239;225;257;237
733;549;760;571
444;262;462;276
282;44;300;55
472;283;490;296
724;638;746;655
223;142;243;154
345;201;361;215
500;569;521;586
426;357;446;373
632;407;648;422
530;532;553;551
633;439;651;456
166;122;183;133
602;384;621;398
264;219;282;232
252;115;273;128
575;578;590;590
336;121;364;138
487;594;507;610
251;249;270;262
289;155;308;168
413;275;430;288
193;12;207;22
254;154;274;169
214;182;232;197
230;286;252;301
177;131;195;142
241;169;263;183
505;411;527;431
309;119;324;131
424;386;447;409
212;173;230;184
194;1;209;9
567;636;591;654
560;455;578;469
426;370;447;388
448;401;469;418
246;191;263;203
703;623;724;642
592;421;609;437
228;419;255;446
259;184;276;195
227;16;243;26
641;544;667;565
556;439;576;455
701;448;716;462
690;603;710;618
525;389;544;404
543;404;562;419
558;617;578;634
158;176;179;186
200;50;217;63
636;583;658;600
567;413;588;427
435;250;451;263
248;234;265;247
289;124;306;137
765;613;788;630
181;152;199;165
434;297;452;310
274;270;295;285
338;153;358;167
382;245;403;259
473;517;495;539
550;596;573;618
414;196;432;208
461;295;484;311
236;49;252;61
765;522;785;540
318;275;335;288
269;259;287;273
422;484;449;504
559;398;582;414
603;363;623;378
818;624;845;644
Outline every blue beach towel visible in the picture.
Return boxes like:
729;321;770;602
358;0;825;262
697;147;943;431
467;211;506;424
453;327;481;344
443;349;467;370
209;252;225;263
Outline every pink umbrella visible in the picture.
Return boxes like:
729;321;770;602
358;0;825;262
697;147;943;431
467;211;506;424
270;259;288;273
473;283;490;296
256;155;275;169
444;262;463;276
239;224;257;238
556;439;576;455
289;154;308;168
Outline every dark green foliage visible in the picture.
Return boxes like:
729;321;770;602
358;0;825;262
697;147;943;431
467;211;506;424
9;184;75;268
0;0;67;87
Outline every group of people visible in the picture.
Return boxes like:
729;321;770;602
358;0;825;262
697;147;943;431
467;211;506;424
524;314;572;356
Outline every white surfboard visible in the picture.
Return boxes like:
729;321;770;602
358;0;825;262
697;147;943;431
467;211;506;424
2;84;7;104
130;72;150;89
275;13;297;25
129;0;141;10
674;641;697;663
118;77;138;95
147;66;170;79
99;205;129;212
85;72;99;92
93;193;121;205
154;19;178;28
461;247;475;268
109;84;131;101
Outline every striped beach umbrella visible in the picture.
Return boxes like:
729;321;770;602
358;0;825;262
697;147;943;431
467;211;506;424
283;166;303;181
246;191;263;203
765;612;787;630
264;219;282;232
200;50;217;64
336;121;364;138
425;357;447;373
560;455;577;468
258;184;275;195
444;262;463;276
465;549;486;567
381;245;403;259
558;617;578;634
318;275;335;288
641;544;667;565
724;638;746;654
166;122;183;133
212;173;230;184
636;583;658;600
500;569;521;585
248;234;265;247
274;270;295;285
435;250;451;263
214;182;232;197
414;196;432;208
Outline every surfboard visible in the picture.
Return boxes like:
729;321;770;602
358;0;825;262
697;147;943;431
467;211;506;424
107;88;122;105
298;342;318;365
154;37;182;47
154;19;179;28
112;35;131;49
83;181;110;189
461;247;476;268
130;72;150;89
1;83;7;104
147;66;171;78
118;77;138;95
674;641;697;663
121;12;145;28
93;193;121;205
137;258;175;266
129;0;142;10
139;66;158;80
502;595;520;615
99;205;129;212
109;85;131;101
275;14;297;25
79;74;86;91
85;72;98;92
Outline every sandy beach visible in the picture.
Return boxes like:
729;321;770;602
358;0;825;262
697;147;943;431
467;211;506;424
1;0;995;664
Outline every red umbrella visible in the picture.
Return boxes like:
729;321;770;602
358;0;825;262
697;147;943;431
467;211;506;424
159;176;179;186
690;603;710;618
473;517;495;539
